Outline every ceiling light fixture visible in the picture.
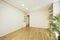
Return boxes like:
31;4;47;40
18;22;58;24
21;4;24;6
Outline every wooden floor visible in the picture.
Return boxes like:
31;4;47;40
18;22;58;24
0;27;55;40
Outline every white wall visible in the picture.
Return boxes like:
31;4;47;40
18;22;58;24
53;1;60;16
30;9;49;28
0;1;49;37
0;1;25;37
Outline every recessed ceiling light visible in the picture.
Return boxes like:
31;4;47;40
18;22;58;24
21;4;24;6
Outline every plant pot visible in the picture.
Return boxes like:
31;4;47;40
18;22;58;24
58;36;60;40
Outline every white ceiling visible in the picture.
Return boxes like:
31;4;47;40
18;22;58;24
1;0;53;12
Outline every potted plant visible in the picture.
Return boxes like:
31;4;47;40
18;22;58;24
49;13;60;40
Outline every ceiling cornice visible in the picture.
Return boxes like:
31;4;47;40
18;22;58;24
1;0;30;15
